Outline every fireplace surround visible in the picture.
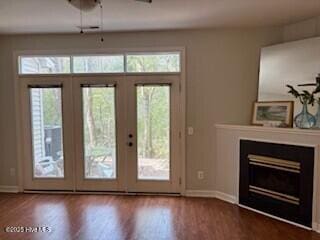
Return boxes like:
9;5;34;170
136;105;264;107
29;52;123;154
239;140;314;227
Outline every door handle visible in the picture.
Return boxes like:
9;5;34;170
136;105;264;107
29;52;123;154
127;142;133;147
128;134;133;138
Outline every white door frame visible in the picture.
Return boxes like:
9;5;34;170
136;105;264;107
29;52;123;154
13;47;186;194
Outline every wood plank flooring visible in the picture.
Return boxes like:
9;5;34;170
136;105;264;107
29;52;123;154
0;193;319;240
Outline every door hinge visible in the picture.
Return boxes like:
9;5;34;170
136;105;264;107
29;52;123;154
179;83;182;92
179;131;182;138
179;177;182;185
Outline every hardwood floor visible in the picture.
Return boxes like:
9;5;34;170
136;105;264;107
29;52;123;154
0;193;319;240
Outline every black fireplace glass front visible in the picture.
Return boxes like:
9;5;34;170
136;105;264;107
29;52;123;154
239;140;314;227
250;164;300;198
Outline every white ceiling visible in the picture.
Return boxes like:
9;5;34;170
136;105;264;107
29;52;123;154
0;0;320;34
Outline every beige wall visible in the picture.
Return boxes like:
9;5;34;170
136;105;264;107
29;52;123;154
0;36;16;186
283;16;320;42
0;37;5;185
0;28;283;190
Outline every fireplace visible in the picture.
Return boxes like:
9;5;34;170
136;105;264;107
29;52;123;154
239;140;314;227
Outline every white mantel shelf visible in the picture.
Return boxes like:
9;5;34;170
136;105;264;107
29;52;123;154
215;124;320;137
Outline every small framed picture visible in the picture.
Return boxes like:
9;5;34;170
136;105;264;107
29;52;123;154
252;101;293;127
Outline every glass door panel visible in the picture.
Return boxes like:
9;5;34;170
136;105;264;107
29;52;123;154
137;85;170;180
82;86;117;179
126;76;181;193
21;77;74;191
30;87;64;178
73;76;125;192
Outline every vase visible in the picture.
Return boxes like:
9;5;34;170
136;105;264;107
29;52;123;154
314;103;320;129
294;103;316;129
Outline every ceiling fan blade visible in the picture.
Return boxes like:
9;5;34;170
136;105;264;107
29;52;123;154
135;0;152;3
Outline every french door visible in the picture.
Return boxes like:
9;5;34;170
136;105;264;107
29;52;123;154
21;77;74;190
73;76;126;191
21;74;181;193
126;76;181;193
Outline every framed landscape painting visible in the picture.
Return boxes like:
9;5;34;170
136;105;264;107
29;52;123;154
252;101;293;127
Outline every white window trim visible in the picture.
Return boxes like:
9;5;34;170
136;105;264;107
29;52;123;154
17;47;183;76
13;47;187;195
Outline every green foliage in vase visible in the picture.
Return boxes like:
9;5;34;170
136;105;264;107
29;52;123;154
286;85;316;105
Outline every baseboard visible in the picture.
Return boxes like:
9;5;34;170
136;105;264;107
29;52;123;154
312;222;320;233
214;191;237;204
185;190;216;198
185;190;236;204
0;185;19;193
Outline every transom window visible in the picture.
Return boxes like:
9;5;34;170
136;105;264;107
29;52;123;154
19;52;181;75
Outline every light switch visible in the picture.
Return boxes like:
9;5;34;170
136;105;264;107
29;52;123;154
187;127;194;135
197;171;204;180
